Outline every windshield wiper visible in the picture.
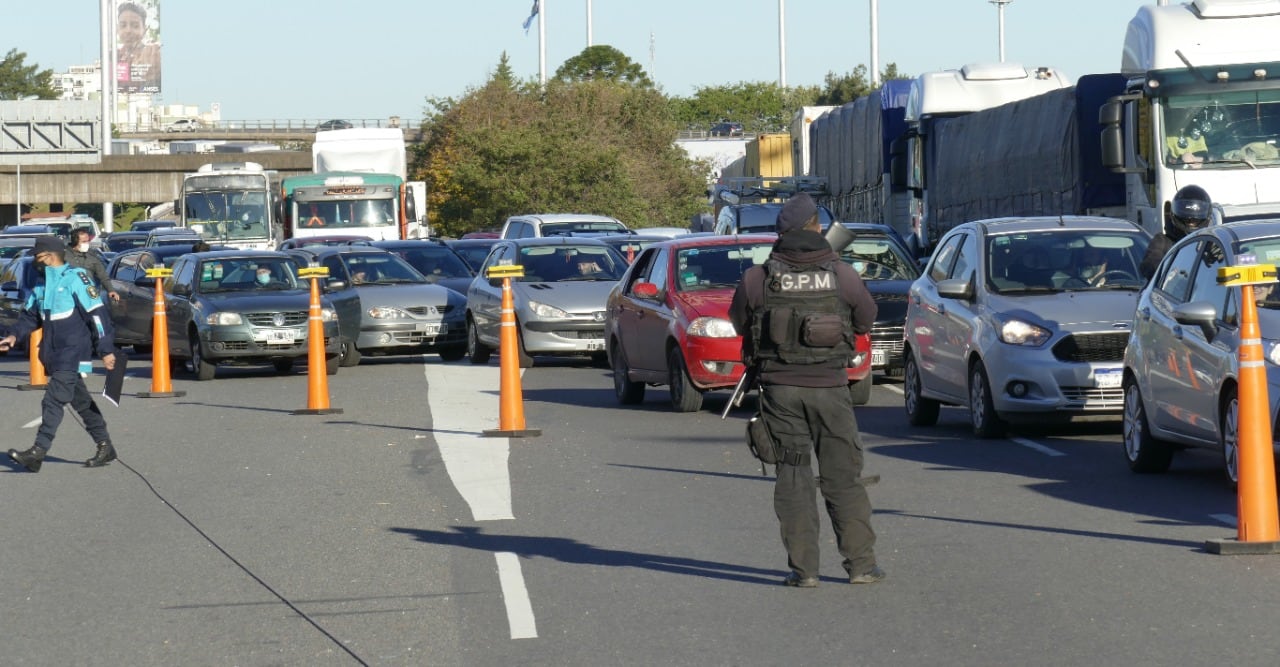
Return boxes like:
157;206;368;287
998;286;1059;294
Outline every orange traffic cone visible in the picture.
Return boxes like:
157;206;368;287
137;269;185;398
293;268;342;415
16;328;48;391
1207;274;1280;555
483;274;540;438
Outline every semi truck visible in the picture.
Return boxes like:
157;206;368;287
279;128;428;241
1101;0;1280;232
176;161;282;250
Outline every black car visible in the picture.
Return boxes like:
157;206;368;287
163;250;343;380
444;238;501;273
106;246;207;354
131;220;178;233
316;119;354;131
284;245;467;364
0;254;37;352
277;234;373;251
103;231;151;253
828;222;921;377
366;239;475;295
710;122;744;137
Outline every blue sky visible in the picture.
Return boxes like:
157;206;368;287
5;0;1149;123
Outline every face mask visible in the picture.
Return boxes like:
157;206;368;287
78;242;90;252
256;273;271;285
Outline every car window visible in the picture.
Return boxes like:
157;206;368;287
648;248;671;292
321;256;348;284
839;235;920;281
398;248;472;279
1157;241;1201;302
168;258;196;294
948;233;978;281
928;235;963;282
675;242;771;292
1187;241;1229;319
518;245;625;282
624;248;659;294
342;254;424;285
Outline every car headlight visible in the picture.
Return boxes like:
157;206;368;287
206;312;242;326
321;307;337;322
999;318;1051;346
687;317;737;338
528;300;569;319
368;306;410;319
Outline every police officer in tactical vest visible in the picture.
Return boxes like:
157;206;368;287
729;192;884;588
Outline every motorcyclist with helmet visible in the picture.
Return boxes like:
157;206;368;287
1140;185;1213;280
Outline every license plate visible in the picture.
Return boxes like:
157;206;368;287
872;349;886;367
585;340;605;352
415;323;443;334
260;328;298;345
1094;368;1122;389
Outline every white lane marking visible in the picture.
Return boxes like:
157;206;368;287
424;362;515;521
1010;437;1066;457
881;383;904;395
23;417;41;429
495;552;538;639
1210;513;1238;528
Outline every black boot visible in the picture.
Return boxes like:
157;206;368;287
9;446;47;473
84;442;117;468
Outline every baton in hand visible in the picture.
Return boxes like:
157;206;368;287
721;365;758;419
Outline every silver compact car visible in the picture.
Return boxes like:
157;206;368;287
903;216;1151;437
466;237;627;367
1122;220;1280;485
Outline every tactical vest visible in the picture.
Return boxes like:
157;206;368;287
748;258;855;366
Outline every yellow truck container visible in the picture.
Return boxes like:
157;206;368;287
744;133;793;179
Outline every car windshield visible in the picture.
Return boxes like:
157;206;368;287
393;247;473;280
106;235;147;252
1162;90;1280;168
838;235;921;281
675;242;773;292
987;230;1150;293
196;258;300;292
737;206;833;232
343;254;427;285
517;245;626;282
539;221;627;236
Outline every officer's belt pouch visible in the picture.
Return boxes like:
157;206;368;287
766;307;792;346
801;313;844;347
747;414;780;465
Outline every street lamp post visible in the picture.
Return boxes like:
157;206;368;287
990;0;1012;63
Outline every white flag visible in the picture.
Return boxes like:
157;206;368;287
522;0;540;33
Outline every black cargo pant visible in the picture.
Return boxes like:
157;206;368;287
35;371;111;452
760;382;876;580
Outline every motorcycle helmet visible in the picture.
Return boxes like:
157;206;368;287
1169;184;1212;237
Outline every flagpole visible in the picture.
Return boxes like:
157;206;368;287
586;0;593;47
539;0;547;86
778;0;787;88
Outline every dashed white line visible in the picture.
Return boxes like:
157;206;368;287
1210;513;1238;528
1010;437;1066;457
495;552;538;639
880;383;904;395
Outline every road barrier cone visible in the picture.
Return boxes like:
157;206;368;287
16;328;48;391
1207;262;1280;555
482;265;540;438
292;267;342;416
137;267;185;398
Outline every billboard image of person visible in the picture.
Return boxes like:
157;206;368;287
116;1;161;94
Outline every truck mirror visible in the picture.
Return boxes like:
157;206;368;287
1101;125;1124;170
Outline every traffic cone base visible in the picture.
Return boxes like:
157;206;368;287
1205;538;1280;555
16;384;47;391
137;390;186;398
292;408;344;416
482;427;542;438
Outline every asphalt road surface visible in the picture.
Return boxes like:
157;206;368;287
2;351;1279;666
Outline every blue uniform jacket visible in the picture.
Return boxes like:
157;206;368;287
7;264;117;372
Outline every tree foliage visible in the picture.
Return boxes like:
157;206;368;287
0;49;58;101
555;45;652;87
815;63;911;106
413;68;705;237
669;82;820;134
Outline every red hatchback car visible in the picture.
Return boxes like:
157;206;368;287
605;234;873;412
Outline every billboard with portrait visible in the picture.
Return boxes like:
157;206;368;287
115;0;161;94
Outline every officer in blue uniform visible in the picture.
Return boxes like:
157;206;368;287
3;236;120;473
729;193;884;588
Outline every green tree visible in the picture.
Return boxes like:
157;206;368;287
669;82;820;134
413;71;704;237
0;49;58;100
555;45;652;87
816;63;911;106
493;51;517;89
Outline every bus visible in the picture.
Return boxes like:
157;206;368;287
279;172;419;242
178;162;282;249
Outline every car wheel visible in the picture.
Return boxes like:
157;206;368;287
969;361;1006;438
132;343;152;355
849;376;872;406
325;353;339;376
904;352;939;426
339;340;361;367
189;331;216;381
1221;386;1239;488
273;359;293;375
612;342;645;405
467;317;492;364
438;345;466;362
1122;378;1173;473
667;347;703;413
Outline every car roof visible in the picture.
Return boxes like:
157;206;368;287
2;225;55;234
445;237;500;245
970;215;1149;235
285;245;393;258
147;227;200;236
506;213;622;224
367;239;449;249
500;237;614;248
650;233;777;249
1205;218;1280;242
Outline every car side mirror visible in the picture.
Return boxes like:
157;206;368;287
1173;300;1218;341
936;277;973;301
170;284;190;296
0;281;16;292
325;278;347;291
632;282;661;299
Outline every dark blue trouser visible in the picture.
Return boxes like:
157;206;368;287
36;371;111;452
761;382;876;579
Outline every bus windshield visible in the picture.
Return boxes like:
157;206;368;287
294;198;397;230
